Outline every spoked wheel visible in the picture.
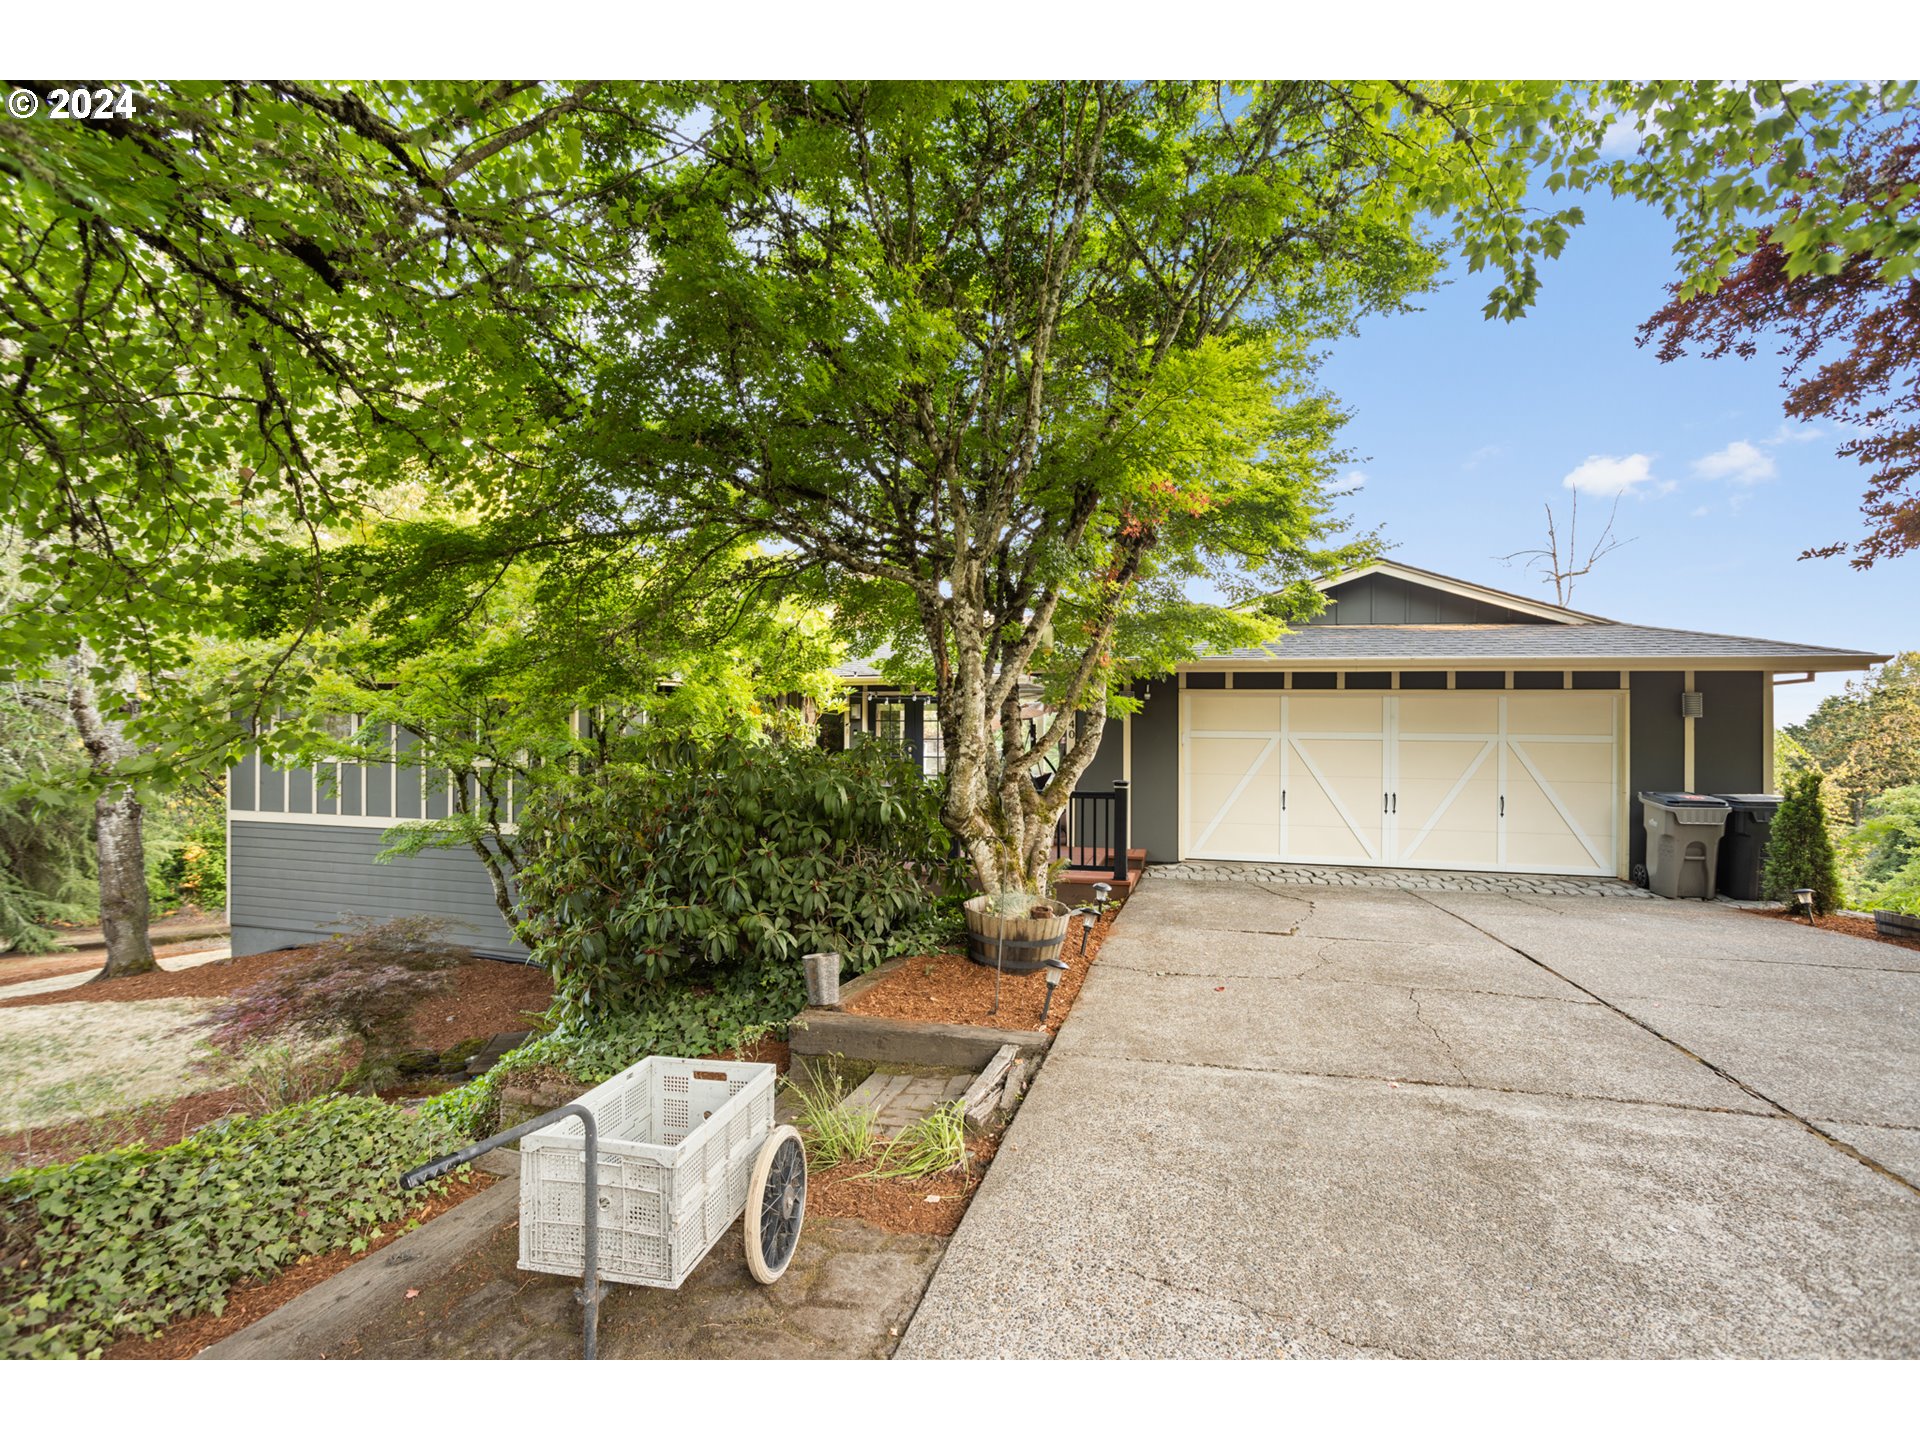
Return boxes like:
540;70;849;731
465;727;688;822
744;1125;807;1284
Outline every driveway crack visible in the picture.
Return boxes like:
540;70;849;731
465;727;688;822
1409;891;1920;1199
1406;989;1469;1083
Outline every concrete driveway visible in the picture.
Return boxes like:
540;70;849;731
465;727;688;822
900;879;1920;1358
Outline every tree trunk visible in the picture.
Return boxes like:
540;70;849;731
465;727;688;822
66;649;158;980
92;784;157;979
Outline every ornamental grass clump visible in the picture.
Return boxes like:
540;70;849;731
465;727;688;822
0;1095;459;1359
868;1101;969;1181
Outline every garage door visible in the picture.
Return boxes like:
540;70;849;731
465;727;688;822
1182;689;1619;876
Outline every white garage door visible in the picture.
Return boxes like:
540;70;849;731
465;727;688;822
1182;689;1619;876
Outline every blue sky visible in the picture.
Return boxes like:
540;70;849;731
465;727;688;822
1311;187;1913;726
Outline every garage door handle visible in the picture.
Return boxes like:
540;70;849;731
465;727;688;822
1391;792;1397;814
1499;795;1505;817
1281;789;1286;811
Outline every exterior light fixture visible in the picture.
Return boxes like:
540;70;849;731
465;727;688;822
1793;887;1815;920
1040;958;1069;1022
1681;691;1705;718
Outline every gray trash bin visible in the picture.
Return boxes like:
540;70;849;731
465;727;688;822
1639;792;1732;899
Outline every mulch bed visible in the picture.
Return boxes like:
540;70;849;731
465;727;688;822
100;1169;499;1361
0;946;311;1010
843;905;1119;1035
0;937;235;988
809;1132;1002;1236
403;961;551;1052
1751;907;1920;953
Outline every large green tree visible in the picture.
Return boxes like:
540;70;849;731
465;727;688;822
0;81;675;973
570;81;1636;891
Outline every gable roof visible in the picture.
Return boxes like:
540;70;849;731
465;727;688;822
1314;560;1612;625
1198;622;1888;672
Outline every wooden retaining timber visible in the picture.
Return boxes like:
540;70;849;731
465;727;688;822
787;1007;1051;1078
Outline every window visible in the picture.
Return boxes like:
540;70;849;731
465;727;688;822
1344;671;1392;690
1455;671;1506;690
1233;672;1286;689
1398;672;1448;689
1184;672;1225;689
922;703;945;776
1514;671;1566;690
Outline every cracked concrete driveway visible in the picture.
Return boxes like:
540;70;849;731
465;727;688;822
899;880;1920;1358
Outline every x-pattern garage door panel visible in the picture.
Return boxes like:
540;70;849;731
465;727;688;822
1182;689;1619;876
1284;695;1386;864
1183;694;1283;860
1394;694;1500;869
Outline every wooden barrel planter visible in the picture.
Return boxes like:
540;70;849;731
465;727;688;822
963;896;1072;974
1876;910;1920;941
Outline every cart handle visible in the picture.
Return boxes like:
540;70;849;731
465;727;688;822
403;1102;606;1360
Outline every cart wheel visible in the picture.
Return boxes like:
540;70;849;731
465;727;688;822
745;1124;807;1284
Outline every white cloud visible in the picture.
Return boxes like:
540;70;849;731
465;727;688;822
1690;504;1712;518
1336;469;1367;490
1766;421;1824;445
1599;111;1647;157
1692;440;1776;485
1562;453;1657;496
1463;444;1505;470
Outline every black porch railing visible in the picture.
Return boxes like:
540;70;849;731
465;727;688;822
1051;781;1130;882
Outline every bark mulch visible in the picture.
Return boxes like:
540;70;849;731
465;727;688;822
0;946;311;1010
0;937;234;988
101;1169;499;1360
809;1132;1002;1236
1752;906;1920;953
842;905;1119;1036
404;961;551;1052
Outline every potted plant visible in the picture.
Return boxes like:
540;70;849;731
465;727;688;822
963;889;1073;974
1874;908;1920;942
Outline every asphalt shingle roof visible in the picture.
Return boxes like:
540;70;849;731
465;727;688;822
1199;623;1885;665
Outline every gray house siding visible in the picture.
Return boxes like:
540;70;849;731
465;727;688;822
1308;573;1554;627
1080;715;1126;791
229;820;527;960
1694;671;1766;796
1128;684;1180;863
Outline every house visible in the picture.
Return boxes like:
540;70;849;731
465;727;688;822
1075;560;1887;879
223;560;1887;957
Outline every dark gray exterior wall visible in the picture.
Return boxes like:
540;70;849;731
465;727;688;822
1080;714;1126;791
1694;671;1766;797
1128;683;1180;862
229;820;527;960
1628;671;1686;873
1626;671;1768;873
1308;573;1553;626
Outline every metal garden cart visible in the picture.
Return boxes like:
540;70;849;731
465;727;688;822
403;1055;806;1358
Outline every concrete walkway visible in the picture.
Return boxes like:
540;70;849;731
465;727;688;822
206;1154;945;1359
900;878;1920;1358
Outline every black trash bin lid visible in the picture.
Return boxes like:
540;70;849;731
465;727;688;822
1640;791;1730;808
1712;793;1783;810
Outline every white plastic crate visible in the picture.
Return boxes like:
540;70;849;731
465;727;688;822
519;1056;775;1289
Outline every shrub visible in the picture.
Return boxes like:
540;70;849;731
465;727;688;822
195;915;467;1088
1846;784;1920;915
515;735;951;1022
1763;769;1845;914
0;1096;460;1359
